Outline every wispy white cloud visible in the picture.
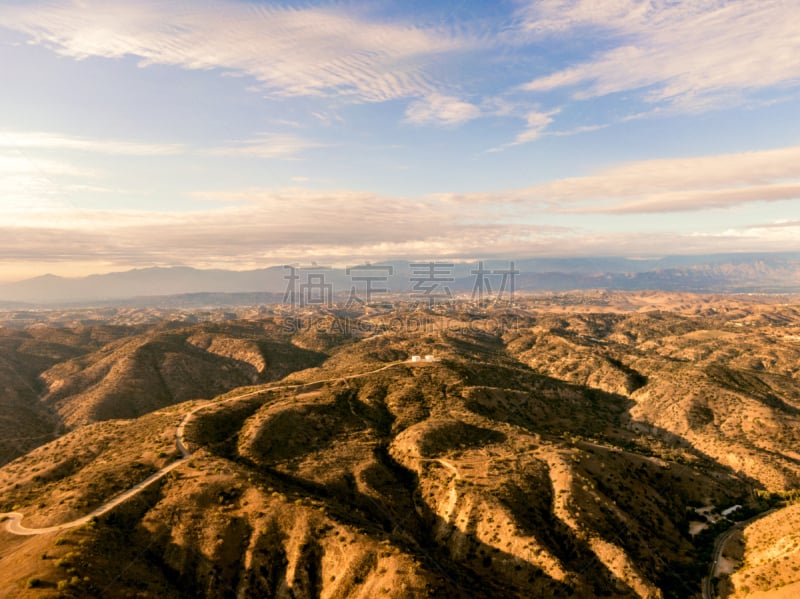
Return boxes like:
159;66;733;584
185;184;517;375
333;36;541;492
203;133;327;160
550;124;608;137
488;108;560;150
404;93;481;127
513;109;559;144
579;183;800;214
437;144;800;213
0;0;472;103
1;128;325;161
0;152;94;212
0;130;184;155
746;220;800;230
520;0;800;113
518;0;667;35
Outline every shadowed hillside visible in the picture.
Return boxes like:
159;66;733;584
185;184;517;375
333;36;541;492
39;321;326;428
0;324;143;465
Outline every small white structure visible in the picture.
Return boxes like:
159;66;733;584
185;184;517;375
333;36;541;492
424;355;436;362
721;505;742;517
411;355;422;362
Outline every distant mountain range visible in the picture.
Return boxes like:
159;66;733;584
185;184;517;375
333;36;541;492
1;253;799;307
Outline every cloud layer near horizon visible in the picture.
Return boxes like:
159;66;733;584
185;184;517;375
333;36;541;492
3;203;796;282
2;143;800;276
438;145;800;214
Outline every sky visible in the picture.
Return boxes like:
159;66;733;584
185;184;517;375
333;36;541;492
1;0;799;282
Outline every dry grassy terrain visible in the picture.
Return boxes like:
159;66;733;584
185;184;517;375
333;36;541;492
0;324;144;465
1;294;799;598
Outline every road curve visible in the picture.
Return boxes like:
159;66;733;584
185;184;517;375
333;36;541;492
701;508;777;599
1;360;408;536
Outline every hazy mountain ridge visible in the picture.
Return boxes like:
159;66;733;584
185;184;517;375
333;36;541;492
2;253;800;306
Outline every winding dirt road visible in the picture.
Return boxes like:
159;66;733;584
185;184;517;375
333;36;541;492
1;360;408;536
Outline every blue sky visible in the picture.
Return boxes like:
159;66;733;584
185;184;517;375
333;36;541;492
1;0;799;281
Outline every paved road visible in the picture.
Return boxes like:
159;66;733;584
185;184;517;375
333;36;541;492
701;508;777;599
1;360;409;536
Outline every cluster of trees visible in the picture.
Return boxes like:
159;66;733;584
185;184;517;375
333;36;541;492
755;488;800;505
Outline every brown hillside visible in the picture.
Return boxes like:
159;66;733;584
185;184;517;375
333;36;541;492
39;321;325;428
